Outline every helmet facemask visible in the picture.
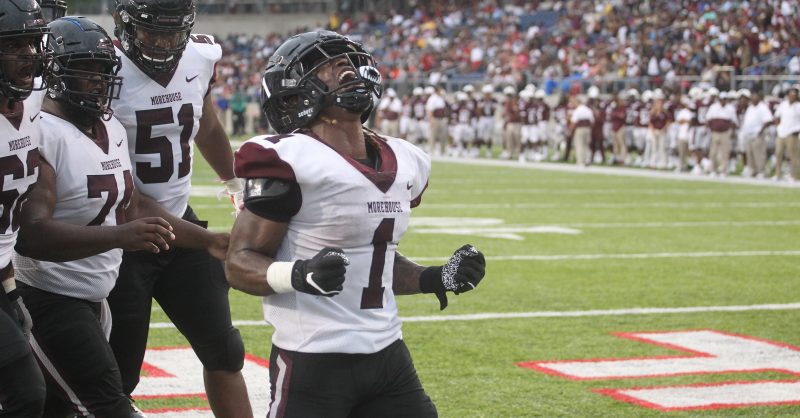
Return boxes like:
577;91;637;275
295;40;382;117
49;55;122;120
117;5;194;74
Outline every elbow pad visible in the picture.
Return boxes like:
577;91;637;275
243;178;298;221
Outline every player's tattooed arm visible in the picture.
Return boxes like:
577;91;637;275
195;95;236;181
392;252;425;295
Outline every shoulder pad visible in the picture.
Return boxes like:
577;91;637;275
244;178;293;201
188;34;222;62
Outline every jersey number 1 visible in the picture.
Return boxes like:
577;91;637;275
361;218;395;309
135;104;194;183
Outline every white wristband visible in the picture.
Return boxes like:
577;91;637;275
266;262;295;294
2;277;15;294
223;178;245;194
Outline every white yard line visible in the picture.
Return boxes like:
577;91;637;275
436;156;800;189
425;188;782;195
194;202;800;211
420;202;800;209
212;219;800;234
410;250;800;262
149;302;800;329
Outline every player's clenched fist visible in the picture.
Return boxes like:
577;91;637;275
420;244;486;310
117;217;175;253
266;247;349;297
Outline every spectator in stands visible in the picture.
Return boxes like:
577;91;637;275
231;87;248;136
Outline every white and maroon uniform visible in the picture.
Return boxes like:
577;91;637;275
107;34;242;398
406;96;428;145
520;99;536;144
0;90;44;268
635;101;651;152
476;96;497;143
452;102;476;147
536;100;551;145
693;99;711;150
113;35;221;217
14;114;132;302
234;132;430;354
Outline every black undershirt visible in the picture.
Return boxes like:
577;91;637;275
356;136;381;169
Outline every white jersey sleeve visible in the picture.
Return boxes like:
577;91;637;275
112;35;222;216
0;90;45;268
234;132;431;354
14;114;134;302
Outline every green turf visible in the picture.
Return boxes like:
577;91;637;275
143;150;800;416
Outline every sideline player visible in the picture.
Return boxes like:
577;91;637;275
105;1;252;416
13;16;229;417
0;1;49;416
227;30;486;417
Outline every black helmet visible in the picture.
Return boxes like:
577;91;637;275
47;17;122;119
37;0;66;23
113;0;195;74
0;0;49;101
260;30;382;134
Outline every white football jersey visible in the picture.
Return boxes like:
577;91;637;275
15;114;133;302
113;35;221;216
235;132;431;354
0;90;45;268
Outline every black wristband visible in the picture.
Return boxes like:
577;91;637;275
419;266;449;310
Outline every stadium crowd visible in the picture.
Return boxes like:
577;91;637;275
212;0;799;98
209;0;800;180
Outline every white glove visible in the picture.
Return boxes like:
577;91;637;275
219;178;245;216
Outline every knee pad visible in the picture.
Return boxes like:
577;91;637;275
194;328;245;372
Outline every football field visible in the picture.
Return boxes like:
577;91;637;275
137;153;800;417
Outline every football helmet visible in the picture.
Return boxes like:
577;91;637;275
260;30;382;134
47;17;122;119
37;0;66;23
0;0;49;102
114;0;196;74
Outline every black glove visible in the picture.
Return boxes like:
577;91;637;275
420;244;486;310
291;247;349;297
7;289;32;338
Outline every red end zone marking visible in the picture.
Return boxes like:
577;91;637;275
134;346;271;416
518;329;800;411
594;379;800;411
517;329;800;380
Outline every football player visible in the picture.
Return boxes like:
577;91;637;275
0;1;49;416
13;16;230;417
227;30;486;418
105;1;252;416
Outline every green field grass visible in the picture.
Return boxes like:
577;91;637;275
139;150;800;417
